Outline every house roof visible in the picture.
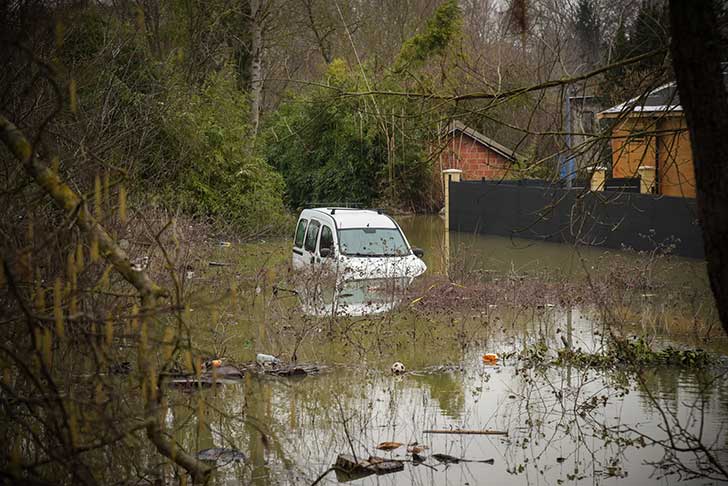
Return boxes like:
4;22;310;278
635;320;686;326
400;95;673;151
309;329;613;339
598;64;728;119
598;82;681;118
446;121;520;162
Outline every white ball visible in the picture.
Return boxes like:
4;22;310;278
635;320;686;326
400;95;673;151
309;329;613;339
391;362;406;374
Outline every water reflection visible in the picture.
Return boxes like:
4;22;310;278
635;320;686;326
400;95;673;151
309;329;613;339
179;215;725;485
296;276;412;317
177;302;728;485
410;372;465;420
399;215;710;288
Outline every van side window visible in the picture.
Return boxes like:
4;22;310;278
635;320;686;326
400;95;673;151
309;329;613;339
319;225;334;253
304;220;320;252
294;219;308;248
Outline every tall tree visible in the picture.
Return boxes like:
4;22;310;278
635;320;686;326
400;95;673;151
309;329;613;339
249;0;265;134
669;0;728;335
574;0;600;70
629;0;668;71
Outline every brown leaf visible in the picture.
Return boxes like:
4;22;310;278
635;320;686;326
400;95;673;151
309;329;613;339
375;441;403;451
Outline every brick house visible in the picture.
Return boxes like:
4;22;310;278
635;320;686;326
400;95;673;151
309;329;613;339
439;121;520;181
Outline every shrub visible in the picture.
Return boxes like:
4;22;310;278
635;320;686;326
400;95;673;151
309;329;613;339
160;68;288;235
262;60;436;211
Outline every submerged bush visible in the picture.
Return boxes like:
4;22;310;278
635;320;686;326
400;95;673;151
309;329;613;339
520;336;715;370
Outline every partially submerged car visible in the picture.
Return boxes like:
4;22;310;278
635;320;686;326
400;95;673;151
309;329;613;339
292;208;426;282
291;208;426;316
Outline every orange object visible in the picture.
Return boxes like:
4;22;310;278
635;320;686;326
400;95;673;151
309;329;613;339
482;353;498;364
211;359;223;368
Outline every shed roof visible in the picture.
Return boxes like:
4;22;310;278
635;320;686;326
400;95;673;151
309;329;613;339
598;64;728;119
446;121;520;162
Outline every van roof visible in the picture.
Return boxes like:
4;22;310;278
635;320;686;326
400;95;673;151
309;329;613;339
308;208;398;229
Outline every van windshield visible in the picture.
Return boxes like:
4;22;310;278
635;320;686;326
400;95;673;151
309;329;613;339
338;228;410;257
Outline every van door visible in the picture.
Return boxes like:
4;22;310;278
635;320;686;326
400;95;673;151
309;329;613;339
318;223;336;269
292;217;309;270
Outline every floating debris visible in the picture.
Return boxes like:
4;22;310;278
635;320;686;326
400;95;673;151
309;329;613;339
407;444;429;454
197;447;246;465
413;364;465;375
258;364;322;377
368;456;405;473
432;453;494;465
375;441;403;451
169;365;245;389
256;353;281;367
334;454;404;478
423;429;507;436
482;353;498;365
390;361;406;374
209;365;244;380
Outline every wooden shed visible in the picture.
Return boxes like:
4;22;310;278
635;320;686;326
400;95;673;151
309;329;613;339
595;76;724;198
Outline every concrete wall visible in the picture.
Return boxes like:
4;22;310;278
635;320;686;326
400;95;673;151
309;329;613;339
449;180;704;259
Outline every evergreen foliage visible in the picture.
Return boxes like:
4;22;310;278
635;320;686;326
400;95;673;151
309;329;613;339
394;0;462;72
600;0;670;103
262;60;436;211
574;0;600;68
160;69;287;233
51;5;288;235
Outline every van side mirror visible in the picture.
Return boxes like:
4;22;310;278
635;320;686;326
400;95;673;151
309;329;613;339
320;247;332;258
412;247;424;258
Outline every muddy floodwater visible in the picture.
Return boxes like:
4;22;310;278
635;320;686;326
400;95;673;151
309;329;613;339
179;215;728;485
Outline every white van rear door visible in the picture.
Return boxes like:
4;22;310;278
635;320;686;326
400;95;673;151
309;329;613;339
292;217;309;270
302;219;321;266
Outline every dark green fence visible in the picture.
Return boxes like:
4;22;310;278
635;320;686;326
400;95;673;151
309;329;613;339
449;180;704;259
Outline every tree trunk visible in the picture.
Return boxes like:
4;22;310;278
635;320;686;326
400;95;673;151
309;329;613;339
669;0;728;334
302;0;333;64
249;0;264;135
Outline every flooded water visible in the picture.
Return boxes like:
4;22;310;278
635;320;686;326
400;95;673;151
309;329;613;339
179;215;727;485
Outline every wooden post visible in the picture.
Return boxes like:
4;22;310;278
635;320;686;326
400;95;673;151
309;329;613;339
590;166;607;191
638;165;657;194
442;169;463;232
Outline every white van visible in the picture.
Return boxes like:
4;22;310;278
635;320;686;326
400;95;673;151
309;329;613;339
292;208;426;282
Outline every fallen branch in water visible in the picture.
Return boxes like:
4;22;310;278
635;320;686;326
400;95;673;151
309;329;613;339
423;429;508;436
